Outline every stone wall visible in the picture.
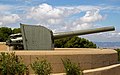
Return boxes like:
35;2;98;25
83;64;120;75
0;42;8;51
0;48;118;74
51;64;120;75
0;43;118;75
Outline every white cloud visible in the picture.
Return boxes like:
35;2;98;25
0;3;119;41
0;3;114;33
0;4;22;27
26;3;105;32
80;9;103;23
110;32;120;37
27;3;64;20
72;23;93;30
81;31;120;42
0;22;3;26
47;19;62;25
0;14;20;26
0;3;118;29
118;33;120;35
27;4;101;21
71;9;103;30
0;5;12;11
58;5;100;12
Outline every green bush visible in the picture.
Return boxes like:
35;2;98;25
54;36;96;48
115;49;120;62
0;52;27;75
31;58;52;75
62;58;83;75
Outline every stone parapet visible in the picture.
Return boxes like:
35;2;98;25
83;63;120;75
0;48;118;74
51;64;120;75
0;42;8;51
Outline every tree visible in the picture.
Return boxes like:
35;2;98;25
0;27;21;42
54;36;97;48
12;28;21;34
0;27;12;42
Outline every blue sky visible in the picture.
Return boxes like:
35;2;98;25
0;0;120;42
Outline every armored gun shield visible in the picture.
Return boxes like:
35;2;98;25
20;24;54;50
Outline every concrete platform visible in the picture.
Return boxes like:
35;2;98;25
0;42;119;75
83;63;120;75
0;48;118;74
51;64;120;75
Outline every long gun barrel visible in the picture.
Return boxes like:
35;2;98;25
53;26;115;39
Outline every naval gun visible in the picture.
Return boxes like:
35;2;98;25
6;24;115;50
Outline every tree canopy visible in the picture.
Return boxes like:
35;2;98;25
54;36;97;48
0;27;12;41
0;27;21;42
12;28;21;34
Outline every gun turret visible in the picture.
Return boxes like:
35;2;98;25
6;24;115;50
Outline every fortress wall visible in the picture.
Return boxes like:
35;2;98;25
0;42;8;51
0;48;118;74
83;63;120;75
51;64;120;75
